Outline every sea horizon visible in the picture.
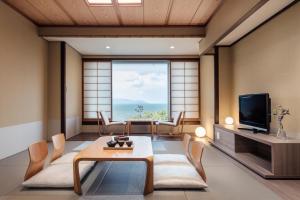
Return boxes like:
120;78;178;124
112;103;168;121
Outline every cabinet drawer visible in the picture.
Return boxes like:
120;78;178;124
214;127;235;151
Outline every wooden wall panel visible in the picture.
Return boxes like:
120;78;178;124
55;0;98;25
144;0;171;25
191;0;222;25
168;0;202;25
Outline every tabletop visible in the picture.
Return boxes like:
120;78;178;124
75;136;153;160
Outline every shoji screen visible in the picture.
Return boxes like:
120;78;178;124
170;61;199;119
83;61;112;119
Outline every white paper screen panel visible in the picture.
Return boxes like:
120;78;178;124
83;61;112;119
171;61;199;119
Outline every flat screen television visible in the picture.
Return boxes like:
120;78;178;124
239;93;271;132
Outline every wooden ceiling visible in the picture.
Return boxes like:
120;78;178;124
4;0;222;26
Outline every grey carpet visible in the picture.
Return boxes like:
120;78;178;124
85;161;146;196
73;141;94;151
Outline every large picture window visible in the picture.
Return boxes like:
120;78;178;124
82;59;199;123
112;61;169;121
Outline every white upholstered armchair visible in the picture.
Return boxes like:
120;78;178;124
155;111;185;137
97;111;127;136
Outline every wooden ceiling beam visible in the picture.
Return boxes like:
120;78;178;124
38;26;205;37
198;0;268;55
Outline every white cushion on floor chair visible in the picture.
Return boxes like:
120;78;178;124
154;163;207;189
154;154;190;165
22;163;93;188
51;152;95;166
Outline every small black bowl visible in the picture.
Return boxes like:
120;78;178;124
114;136;129;141
121;136;130;141
118;140;125;147
107;140;117;147
126;140;133;147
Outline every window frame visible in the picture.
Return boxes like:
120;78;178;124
82;58;200;125
111;60;170;121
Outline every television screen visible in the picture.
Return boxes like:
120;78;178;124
239;93;270;130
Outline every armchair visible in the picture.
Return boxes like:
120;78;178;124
97;111;127;136
155;111;185;137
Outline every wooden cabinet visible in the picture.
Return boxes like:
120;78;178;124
212;124;300;178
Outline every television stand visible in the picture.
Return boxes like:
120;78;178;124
237;127;267;134
212;124;300;178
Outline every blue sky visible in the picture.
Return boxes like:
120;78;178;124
112;61;168;104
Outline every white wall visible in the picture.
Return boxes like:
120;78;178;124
231;3;300;137
66;44;82;139
200;56;215;139
0;2;48;159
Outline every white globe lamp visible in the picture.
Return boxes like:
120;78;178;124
195;127;206;138
225;116;234;125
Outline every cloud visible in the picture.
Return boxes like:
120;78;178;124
112;67;168;103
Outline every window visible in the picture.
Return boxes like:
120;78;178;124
170;61;199;119
82;59;199;123
112;61;169;121
83;61;112;119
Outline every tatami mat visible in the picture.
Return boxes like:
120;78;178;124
0;139;289;200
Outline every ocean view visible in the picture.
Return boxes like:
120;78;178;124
112;103;168;121
112;62;169;121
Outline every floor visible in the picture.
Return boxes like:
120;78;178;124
68;132;100;141
0;135;299;200
68;132;183;141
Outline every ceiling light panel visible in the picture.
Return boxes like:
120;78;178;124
86;0;112;5
117;0;142;5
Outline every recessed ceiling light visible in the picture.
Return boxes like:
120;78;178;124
86;0;112;5
170;46;175;49
106;46;111;49
117;0;142;5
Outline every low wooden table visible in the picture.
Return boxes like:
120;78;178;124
73;136;154;195
126;119;155;136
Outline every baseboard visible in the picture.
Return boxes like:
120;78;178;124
0;121;45;160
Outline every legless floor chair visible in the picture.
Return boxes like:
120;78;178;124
22;138;94;188
51;133;94;165
24;141;48;181
97;111;127;136
155;111;185;137
154;134;192;165
154;140;207;189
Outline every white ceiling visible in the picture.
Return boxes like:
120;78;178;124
218;0;295;46
44;37;202;56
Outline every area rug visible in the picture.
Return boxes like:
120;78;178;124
73;141;94;151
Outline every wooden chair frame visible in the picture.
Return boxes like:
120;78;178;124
97;111;104;136
50;133;66;163
156;111;186;137
24;141;48;181
183;133;192;159
97;111;127;136
189;141;207;182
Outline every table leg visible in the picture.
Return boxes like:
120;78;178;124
73;159;82;195
127;121;131;135
151;121;154;137
144;157;154;195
